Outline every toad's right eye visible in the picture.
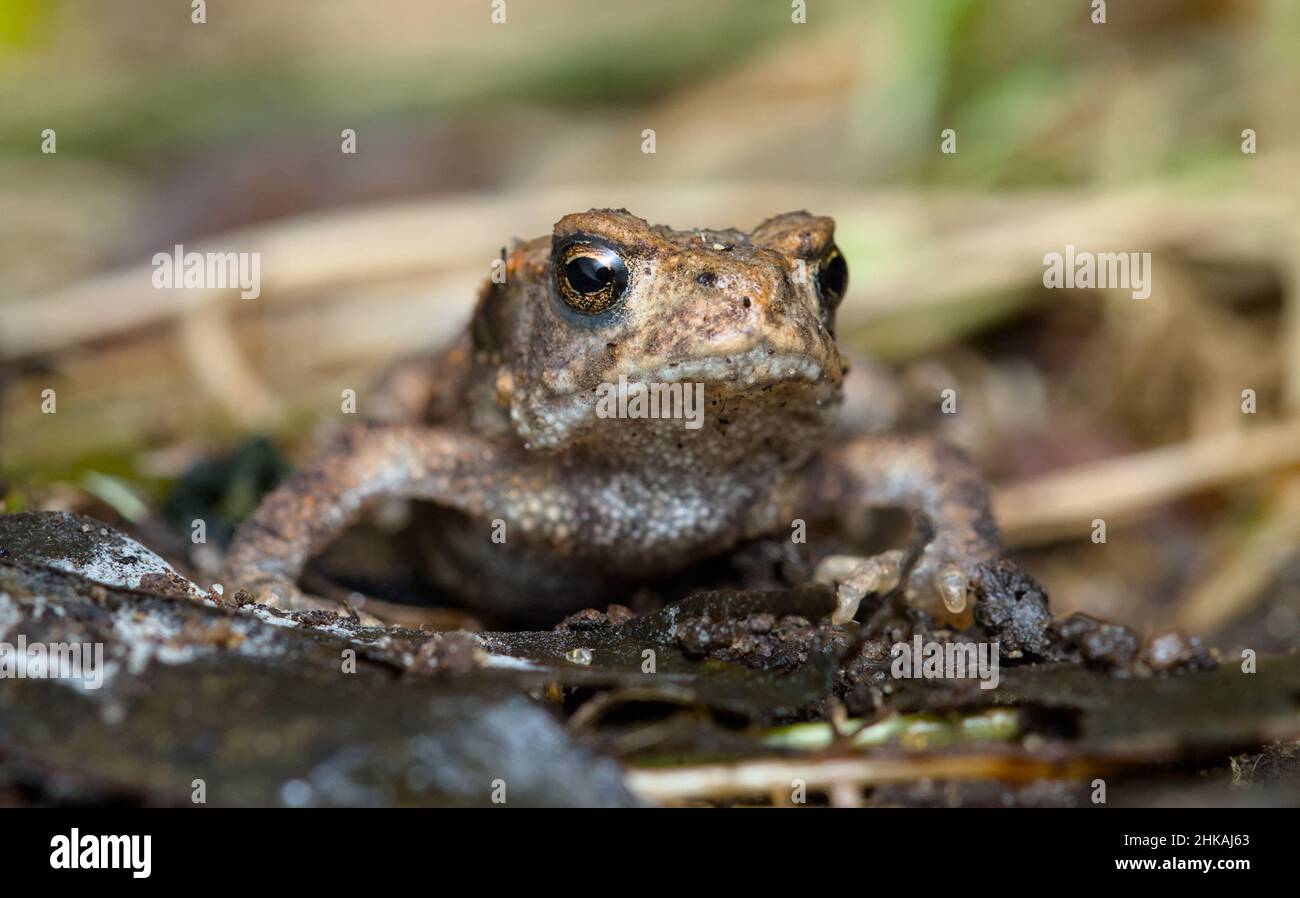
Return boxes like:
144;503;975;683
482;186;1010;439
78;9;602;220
555;239;629;315
815;245;848;308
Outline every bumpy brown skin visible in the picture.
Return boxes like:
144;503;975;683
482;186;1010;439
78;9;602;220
222;209;1002;626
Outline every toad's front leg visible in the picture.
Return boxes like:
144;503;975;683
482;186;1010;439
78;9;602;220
222;423;497;612
805;434;1003;624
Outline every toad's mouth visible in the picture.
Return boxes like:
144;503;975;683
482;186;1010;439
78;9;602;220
599;340;844;392
630;349;833;391
517;347;843;450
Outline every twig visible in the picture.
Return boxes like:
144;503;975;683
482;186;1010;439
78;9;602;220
624;752;1107;805
993;417;1300;546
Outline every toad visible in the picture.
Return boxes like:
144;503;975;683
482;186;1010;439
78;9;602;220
222;209;1005;628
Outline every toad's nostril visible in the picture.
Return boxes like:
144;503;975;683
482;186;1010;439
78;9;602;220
741;296;752;309
696;271;717;287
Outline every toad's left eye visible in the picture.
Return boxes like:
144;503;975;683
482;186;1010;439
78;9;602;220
555;239;629;315
815;245;848;308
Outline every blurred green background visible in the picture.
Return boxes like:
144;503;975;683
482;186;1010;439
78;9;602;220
2;0;1295;298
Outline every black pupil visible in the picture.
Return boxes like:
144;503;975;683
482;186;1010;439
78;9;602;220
819;253;848;299
566;255;616;294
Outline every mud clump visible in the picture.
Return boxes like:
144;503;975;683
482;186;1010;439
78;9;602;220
972;560;1053;658
1050;612;1142;670
1048;616;1218;676
414;631;486;675
675;612;848;671
138;569;203;600
555;604;636;632
1144;629;1217;674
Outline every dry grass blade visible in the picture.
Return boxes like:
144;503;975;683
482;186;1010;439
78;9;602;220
994;417;1300;546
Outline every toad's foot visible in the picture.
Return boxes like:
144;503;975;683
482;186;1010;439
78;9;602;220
816;550;905;625
805;434;1002;625
816;548;978;625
